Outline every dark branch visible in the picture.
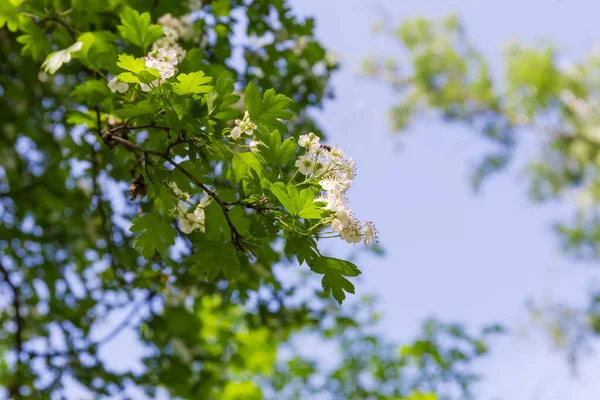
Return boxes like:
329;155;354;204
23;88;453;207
102;132;246;251
0;262;23;399
223;198;278;212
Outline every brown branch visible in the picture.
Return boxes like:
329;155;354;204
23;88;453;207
44;16;78;42
0;263;23;399
223;198;278;212
107;124;170;135
102;133;245;251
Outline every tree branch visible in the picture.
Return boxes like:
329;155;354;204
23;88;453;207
0;262;23;399
102;131;245;251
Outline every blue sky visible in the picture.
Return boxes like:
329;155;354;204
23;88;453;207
287;0;600;399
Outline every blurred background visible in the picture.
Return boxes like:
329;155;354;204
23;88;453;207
287;0;600;399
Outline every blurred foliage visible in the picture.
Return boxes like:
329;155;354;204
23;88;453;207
364;13;600;366
0;1;501;399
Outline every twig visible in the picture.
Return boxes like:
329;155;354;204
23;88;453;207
223;199;278;212
45;16;78;42
0;263;23;398
102;133;246;251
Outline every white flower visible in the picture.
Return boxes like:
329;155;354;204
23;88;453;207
320;177;350;195
193;205;205;224
180;214;201;234
249;140;261;152
41;41;83;74
188;0;203;10
340;217;363;244
230;111;257;139
298;132;319;148
331;219;345;233
158;13;191;40
168;182;190;201
152;38;186;62
363;221;377;245
150;47;179;66
199;194;211;208
292;36;309;55
312;61;327;76
231;126;242;139
108;77;129;93
295;154;316;175
144;56;176;80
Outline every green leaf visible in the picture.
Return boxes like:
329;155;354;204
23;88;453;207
117;7;163;51
212;0;231;17
283;232;319;265
270;182;321;219
245;83;293;130
0;0;21;32
130;212;177;258
16;16;50;61
321;272;355;305
256;128;298;167
309;256;362;305
65;110;96;128
76;31;118;69
70;80;112;106
270;182;299;215
297;190;323;219
222;382;263;400
229;152;262;184
114;100;154;119
116;54;146;73
137;68;161;84
187;241;241;281
116;72;139;83
213;78;241;120
279;137;297;165
173;71;213;95
311;256;362;277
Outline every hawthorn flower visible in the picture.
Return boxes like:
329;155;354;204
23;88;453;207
158;13;191;40
249;140;261;152
152;38;186;62
108;77;129;93
149;48;179;66
295;154;316;175
298;132;319;148
180;207;205;234
320;176;350;196
363;221;378;245
41;41;83;74
292;36;309;55
168;182;190;202
140;52;176;91
231;111;257;139
176;203;206;234
340;217;363;244
297;135;378;246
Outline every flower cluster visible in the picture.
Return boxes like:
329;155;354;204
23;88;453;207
296;133;378;245
140;48;179;92
230;111;257;139
108;14;190;94
153;13;190;63
169;182;211;234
